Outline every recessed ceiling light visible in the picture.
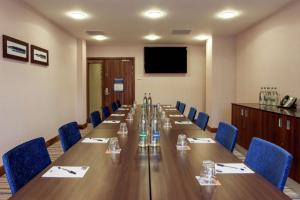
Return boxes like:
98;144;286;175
216;10;240;19
66;11;89;20
144;34;161;41
143;9;166;19
194;35;211;41
93;35;108;41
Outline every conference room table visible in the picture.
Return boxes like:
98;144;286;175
9;105;290;200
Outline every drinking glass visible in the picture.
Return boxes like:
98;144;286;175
201;160;216;184
177;134;187;146
161;111;166;119
118;123;128;134
108;137;120;152
164;117;171;127
127;113;133;121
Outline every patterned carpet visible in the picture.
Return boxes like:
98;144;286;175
0;126;299;199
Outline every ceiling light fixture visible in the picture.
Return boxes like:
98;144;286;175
93;35;108;41
144;34;161;41
194;34;211;41
66;11;89;20
216;10;240;19
143;9;166;19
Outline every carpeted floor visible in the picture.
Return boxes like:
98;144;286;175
0;126;299;199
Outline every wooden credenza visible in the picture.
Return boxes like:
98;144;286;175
232;103;300;182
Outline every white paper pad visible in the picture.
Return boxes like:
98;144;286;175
118;108;130;111
42;166;89;178
105;149;122;154
165;108;177;111
122;105;131;108
176;145;191;150
215;163;254;174
195;176;221;186
82;137;109;144
163;105;174;108
169;114;184;117
111;114;125;117
103;120;120;124
187;138;216;144
174;121;193;125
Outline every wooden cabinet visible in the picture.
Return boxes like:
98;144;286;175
232;103;300;182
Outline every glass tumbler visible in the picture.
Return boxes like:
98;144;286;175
201;160;216;184
108;137;119;152
177;134;187;147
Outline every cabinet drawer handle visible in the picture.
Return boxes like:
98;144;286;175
278;118;282;128
245;110;248;118
286;120;291;130
241;109;244;117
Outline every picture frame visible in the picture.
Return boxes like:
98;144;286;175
31;45;49;66
2;35;29;62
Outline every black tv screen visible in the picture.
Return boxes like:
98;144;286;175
144;47;187;73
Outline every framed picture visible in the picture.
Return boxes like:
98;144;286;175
2;35;29;62
31;45;49;66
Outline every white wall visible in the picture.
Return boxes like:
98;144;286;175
87;44;206;115
236;1;300;104
0;0;78;164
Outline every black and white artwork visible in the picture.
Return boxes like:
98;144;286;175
31;45;49;66
2;35;29;62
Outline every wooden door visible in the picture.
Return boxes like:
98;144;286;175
102;58;135;110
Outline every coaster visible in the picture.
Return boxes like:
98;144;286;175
105;149;122;154
176;145;191;151
195;176;221;186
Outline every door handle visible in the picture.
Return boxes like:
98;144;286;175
286;120;291;130
241;109;244;117
245;110;248;118
278;118;282;128
105;88;110;96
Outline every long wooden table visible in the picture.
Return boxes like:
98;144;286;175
10;106;290;200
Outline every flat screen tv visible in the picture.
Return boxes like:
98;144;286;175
144;47;187;73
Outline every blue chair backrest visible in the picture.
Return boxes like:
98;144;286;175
245;137;293;191
188;107;197;121
112;102;118;112
178;103;186;114
195;112;209;130
215;122;238;152
90;111;102;128
2;137;51;194
116;100;121;108
102;106;110;119
58;122;81;152
175;101;181;110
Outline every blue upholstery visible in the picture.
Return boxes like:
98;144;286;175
102;106;110;119
2;137;51;194
112;102;118;112
245;137;293;191
188;107;197;121
178;103;186;114
195;112;209;130
215;122;238;152
175;101;181;110
58;122;81;152
116;100;121;108
90;111;102;128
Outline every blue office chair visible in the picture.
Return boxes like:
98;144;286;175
2;137;51;194
175;101;181;110
188;107;197;121
112;102;118;112
178;103;186;114
102;106;110;119
195;112;209;130
245;137;293;191
90;111;102;128
215;122;238;152
58;122;81;152
116;100;121;108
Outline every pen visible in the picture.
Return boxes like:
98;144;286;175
217;163;245;171
58;166;77;174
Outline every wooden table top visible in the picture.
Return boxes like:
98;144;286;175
10;106;290;200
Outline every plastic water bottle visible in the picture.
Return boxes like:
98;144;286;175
143;93;148;108
139;109;148;148
259;87;264;104
147;93;152;110
150;106;160;147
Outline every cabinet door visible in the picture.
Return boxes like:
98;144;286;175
262;112;282;144
292;118;300;181
232;105;245;147
244;108;262;148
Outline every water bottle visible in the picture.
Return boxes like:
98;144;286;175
150;106;160;147
274;87;280;106
266;87;271;105
259;87;264;104
139;109;148;148
143;93;148;108
147;93;152;110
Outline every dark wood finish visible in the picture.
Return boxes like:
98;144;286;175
10;108;149;200
232;103;300;182
2;35;29;62
103;58;135;109
30;45;49;66
207;126;217;133
78;122;88;130
0;165;4;176
46;135;60;147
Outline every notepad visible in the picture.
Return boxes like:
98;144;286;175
163;105;174;108
111;114;125;117
103;120;120;124
176;145;191;151
42;166;89;178
82;138;109;144
195;176;221;186
169;114;184;117
105;149;122;154
118;108;130;111
165;108;177;111
174;121;193;125
215;163;254;174
122;105;131;108
187;138;216;144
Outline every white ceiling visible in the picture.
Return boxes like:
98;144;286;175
23;0;293;45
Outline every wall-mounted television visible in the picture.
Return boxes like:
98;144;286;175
144;47;187;73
